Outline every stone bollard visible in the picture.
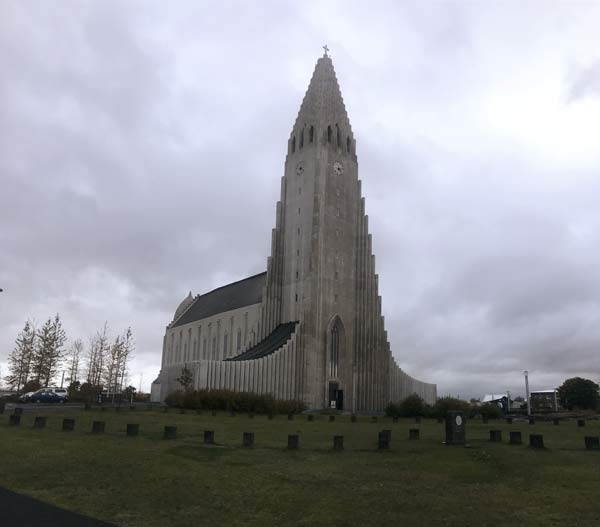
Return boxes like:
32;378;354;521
371;416;378;423
482;417;489;424
126;424;139;437
62;418;75;432
33;416;47;429
164;425;177;440
9;414;21;426
378;430;390;450
288;434;300;450
577;419;586;428
351;415;357;423
211;410;217;417
14;407;23;416
333;435;344;450
553;418;560;426
329;415;335;422
415;416;422;424
203;430;215;445
243;432;254;447
92;421;105;434
489;430;502;442
409;428;420;440
506;417;513;425
307;414;314;422
584;436;600;450
528;417;535;425
392;416;399;424
509;431;522;445
287;413;294;421
529;434;544;449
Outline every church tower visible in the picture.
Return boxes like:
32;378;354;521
155;50;436;411
258;50;424;412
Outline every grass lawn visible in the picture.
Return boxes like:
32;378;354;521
1;410;599;527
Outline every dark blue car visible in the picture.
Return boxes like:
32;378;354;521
29;389;66;404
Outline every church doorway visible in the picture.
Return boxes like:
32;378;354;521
328;382;344;410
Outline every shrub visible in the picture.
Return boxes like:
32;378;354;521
432;396;471;419
164;389;306;414
558;377;600;410
398;394;426;417
479;402;503;419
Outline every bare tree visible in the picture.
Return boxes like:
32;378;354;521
5;320;36;393
86;322;109;387
66;339;83;386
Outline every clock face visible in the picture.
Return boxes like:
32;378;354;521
333;161;344;176
296;162;304;176
455;415;463;426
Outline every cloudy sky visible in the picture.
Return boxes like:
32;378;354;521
1;1;599;398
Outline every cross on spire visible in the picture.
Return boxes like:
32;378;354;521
323;44;329;56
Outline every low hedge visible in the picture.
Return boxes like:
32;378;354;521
165;389;306;414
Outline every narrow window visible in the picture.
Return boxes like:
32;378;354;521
236;330;241;351
336;124;341;147
346;136;351;153
330;323;339;378
297;227;300;235
295;294;298;302
334;271;339;280
299;129;304;149
292;136;296;153
295;271;299;279
309;126;314;143
298;207;301;214
296;249;300;256
327;126;332;143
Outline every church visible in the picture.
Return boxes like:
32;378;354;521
152;50;437;412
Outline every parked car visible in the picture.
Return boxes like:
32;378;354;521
19;391;36;403
29;389;66;404
49;387;68;400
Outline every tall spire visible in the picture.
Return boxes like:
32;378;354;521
292;52;353;138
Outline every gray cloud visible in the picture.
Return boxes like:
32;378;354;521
1;1;599;398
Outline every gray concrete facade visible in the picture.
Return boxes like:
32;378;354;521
155;53;436;411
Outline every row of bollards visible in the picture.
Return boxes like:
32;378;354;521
488;429;600;450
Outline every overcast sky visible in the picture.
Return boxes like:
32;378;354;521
1;1;599;398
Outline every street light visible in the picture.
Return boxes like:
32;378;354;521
524;370;531;416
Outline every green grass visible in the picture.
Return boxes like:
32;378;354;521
1;410;599;527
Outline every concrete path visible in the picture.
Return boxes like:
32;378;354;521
0;487;116;527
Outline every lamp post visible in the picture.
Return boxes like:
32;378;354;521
524;370;531;416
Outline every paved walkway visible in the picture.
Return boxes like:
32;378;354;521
0;487;116;527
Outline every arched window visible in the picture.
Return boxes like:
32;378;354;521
327;126;332;143
299;129;304;149
330;323;339;378
346;136;351;153
309;126;314;143
291;136;296;153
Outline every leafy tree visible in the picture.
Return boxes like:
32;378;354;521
398;393;426;417
176;365;194;392
479;402;503;419
32;314;67;387
86;323;109;386
432;396;471;418
558;377;599;410
5;320;36;393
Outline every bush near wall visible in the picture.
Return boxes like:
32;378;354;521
385;394;430;417
165;389;306;414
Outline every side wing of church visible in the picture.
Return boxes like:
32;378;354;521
152;52;437;412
